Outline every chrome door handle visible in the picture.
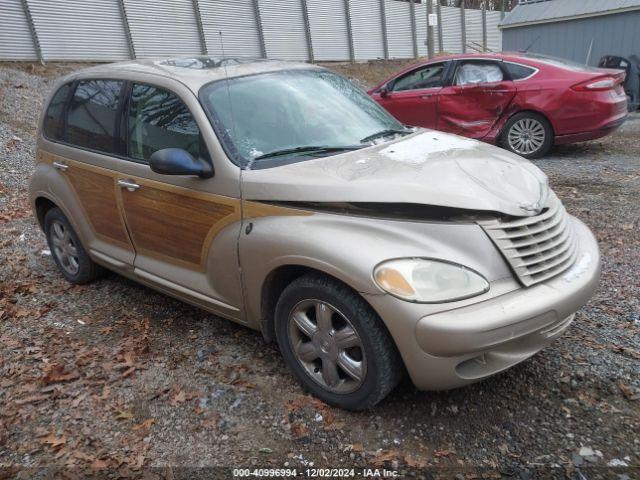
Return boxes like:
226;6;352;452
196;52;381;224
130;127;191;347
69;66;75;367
117;179;140;192
52;161;68;171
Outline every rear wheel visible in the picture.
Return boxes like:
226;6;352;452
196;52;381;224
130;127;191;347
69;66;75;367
274;273;403;410
44;207;103;284
502;112;553;159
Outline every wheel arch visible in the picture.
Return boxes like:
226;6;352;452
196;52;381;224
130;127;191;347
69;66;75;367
34;195;59;229
498;108;556;143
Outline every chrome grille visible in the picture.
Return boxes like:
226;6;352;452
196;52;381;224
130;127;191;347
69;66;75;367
478;193;578;286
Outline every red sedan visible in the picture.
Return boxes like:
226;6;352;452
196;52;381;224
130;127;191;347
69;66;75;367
369;52;628;158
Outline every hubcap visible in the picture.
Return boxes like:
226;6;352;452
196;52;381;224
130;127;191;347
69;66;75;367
288;300;366;394
50;220;79;275
508;118;545;155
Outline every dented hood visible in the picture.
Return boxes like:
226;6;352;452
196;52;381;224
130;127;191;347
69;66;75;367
241;130;549;217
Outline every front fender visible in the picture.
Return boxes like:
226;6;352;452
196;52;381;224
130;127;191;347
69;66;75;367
239;210;514;329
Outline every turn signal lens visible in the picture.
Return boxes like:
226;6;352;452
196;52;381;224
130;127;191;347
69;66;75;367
373;258;489;303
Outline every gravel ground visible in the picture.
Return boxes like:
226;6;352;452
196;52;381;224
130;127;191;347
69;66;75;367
1;61;639;479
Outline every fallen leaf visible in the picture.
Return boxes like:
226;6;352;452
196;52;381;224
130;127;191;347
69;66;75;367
373;449;400;467
434;449;454;458
115;410;134;420
91;459;108;470
41;364;80;385
40;432;66;449
170;391;186;406
202;412;221;429
404;455;427;469
290;423;308;439
619;381;637;400
132;418;155;431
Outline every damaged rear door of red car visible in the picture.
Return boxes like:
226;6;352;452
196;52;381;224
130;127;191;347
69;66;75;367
437;59;516;139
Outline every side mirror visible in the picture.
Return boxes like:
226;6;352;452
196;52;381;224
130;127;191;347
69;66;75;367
380;85;391;98
149;148;213;178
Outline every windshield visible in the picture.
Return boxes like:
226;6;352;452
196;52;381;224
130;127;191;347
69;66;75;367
199;69;406;167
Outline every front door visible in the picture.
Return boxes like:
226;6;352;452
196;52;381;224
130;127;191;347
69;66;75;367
437;60;516;139
115;82;244;320
373;62;447;129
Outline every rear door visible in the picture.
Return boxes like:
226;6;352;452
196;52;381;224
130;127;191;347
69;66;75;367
372;62;448;129
437;59;516;138
41;78;136;267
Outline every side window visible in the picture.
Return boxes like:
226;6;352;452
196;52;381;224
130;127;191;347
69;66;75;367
505;63;537;80
455;62;504;86
43;83;72;140
66;79;123;153
392;63;445;92
128;84;208;162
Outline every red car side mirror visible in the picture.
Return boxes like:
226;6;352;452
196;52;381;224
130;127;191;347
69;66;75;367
380;85;391;98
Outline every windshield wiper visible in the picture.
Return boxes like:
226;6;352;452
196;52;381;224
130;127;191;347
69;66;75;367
359;128;412;144
253;145;362;160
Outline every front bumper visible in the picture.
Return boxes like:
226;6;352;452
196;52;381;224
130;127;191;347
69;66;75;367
364;216;600;390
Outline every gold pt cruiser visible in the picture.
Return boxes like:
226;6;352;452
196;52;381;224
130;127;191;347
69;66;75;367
29;57;600;410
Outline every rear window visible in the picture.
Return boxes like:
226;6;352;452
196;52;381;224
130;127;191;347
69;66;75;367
66;79;124;154
505;62;537;80
43;83;72;140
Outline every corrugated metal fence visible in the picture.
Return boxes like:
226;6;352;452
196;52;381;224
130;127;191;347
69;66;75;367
0;0;502;62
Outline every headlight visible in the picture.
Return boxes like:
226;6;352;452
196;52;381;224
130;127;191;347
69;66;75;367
373;258;489;303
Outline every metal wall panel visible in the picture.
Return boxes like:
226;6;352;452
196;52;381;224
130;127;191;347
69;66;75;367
260;0;309;61
486;10;502;52
385;0;413;59
28;0;130;61
0;0;38;60
351;0;385;60
502;10;640;66
306;0;350;61
124;0;202;57
441;5;462;54
465;8;483;52
0;0;503;63
199;0;263;57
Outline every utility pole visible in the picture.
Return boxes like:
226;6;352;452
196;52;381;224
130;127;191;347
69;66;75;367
426;0;434;59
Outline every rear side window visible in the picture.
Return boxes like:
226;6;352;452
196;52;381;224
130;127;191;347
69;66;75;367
127;84;207;162
66;79;123;154
43;83;72;140
455;62;504;85
505;63;536;80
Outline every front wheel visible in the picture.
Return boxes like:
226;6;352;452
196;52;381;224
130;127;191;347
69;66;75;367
501;112;553;159
274;273;404;411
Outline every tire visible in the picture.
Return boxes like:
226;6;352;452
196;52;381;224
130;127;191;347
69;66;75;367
44;207;104;284
274;273;403;410
501;112;553;159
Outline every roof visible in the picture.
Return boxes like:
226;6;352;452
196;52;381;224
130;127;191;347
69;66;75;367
62;56;320;93
501;0;640;28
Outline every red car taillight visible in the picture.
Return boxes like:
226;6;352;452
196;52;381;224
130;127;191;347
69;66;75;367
571;75;624;92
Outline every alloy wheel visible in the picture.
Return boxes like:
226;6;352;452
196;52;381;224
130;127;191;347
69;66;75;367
288;299;366;394
50;220;80;275
507;118;546;155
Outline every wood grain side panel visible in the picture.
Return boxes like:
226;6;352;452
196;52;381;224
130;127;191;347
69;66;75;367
64;167;132;249
121;186;237;267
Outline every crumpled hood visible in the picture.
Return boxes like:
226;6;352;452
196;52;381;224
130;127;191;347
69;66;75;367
242;130;549;217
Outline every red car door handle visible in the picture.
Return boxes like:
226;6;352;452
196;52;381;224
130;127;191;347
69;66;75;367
421;94;434;99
